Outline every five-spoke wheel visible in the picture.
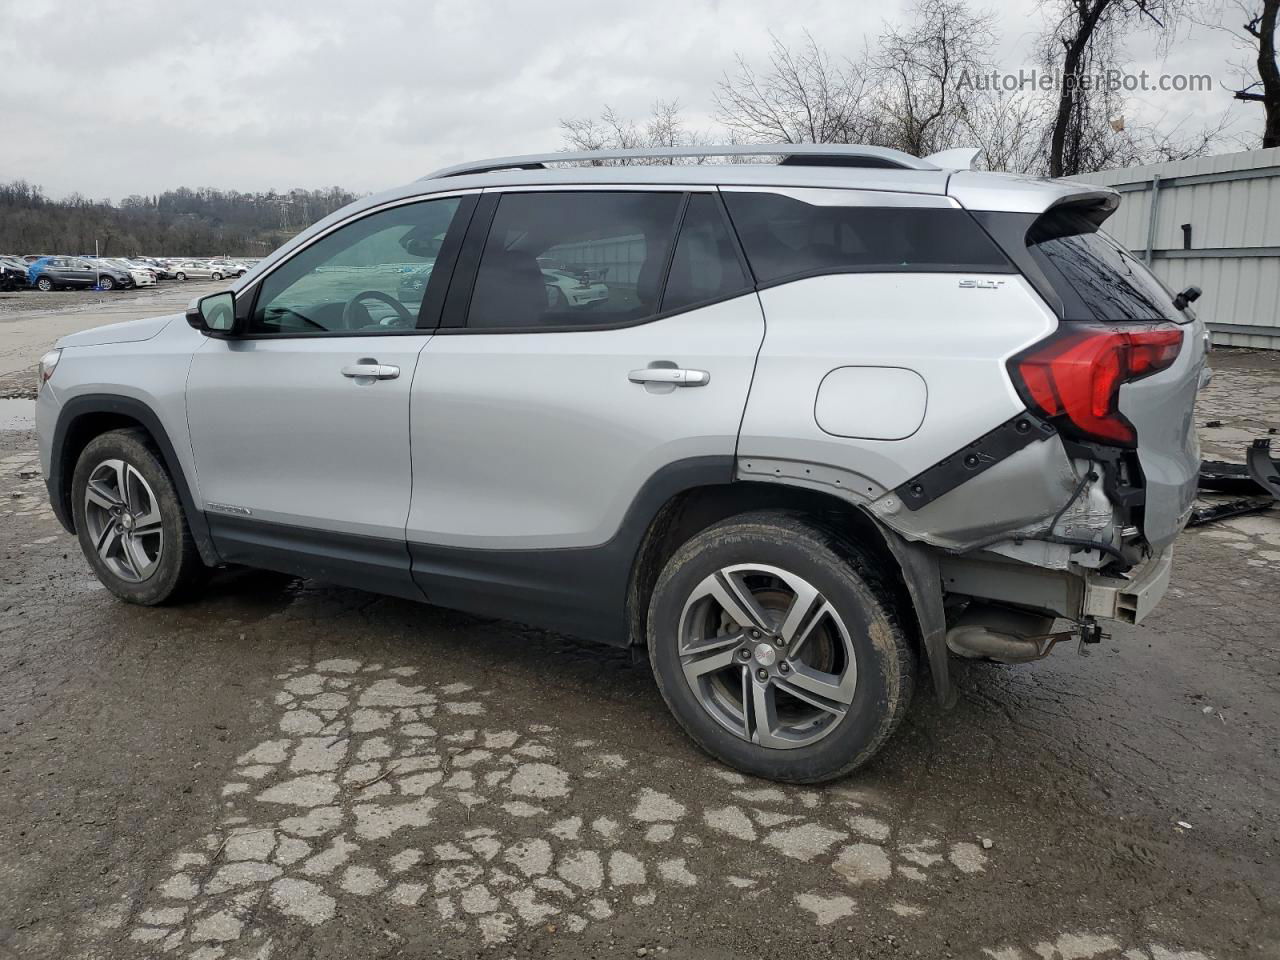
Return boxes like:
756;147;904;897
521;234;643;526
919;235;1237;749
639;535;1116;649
648;511;915;783
678;563;857;749
82;458;164;582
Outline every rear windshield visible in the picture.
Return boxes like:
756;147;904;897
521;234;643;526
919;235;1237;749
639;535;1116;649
722;191;1014;285
1026;209;1178;322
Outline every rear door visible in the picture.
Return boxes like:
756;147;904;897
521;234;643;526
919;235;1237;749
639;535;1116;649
407;188;765;639
186;193;473;595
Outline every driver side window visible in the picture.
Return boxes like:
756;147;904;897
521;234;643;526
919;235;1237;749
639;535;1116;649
250;196;462;336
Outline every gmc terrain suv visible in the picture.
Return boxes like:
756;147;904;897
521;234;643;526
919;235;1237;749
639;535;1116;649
35;145;1207;783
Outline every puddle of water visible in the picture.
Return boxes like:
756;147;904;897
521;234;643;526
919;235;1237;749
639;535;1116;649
0;398;35;430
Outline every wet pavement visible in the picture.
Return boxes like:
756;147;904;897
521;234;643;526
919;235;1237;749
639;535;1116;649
0;316;1277;958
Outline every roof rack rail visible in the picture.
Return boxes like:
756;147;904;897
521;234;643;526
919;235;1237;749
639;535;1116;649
422;144;941;179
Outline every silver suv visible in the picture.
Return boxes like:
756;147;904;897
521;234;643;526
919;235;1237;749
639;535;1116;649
35;145;1208;783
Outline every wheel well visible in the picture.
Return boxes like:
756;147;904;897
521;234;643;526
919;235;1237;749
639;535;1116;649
54;411;150;531
626;481;922;660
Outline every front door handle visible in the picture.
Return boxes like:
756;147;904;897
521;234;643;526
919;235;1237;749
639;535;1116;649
628;367;710;387
341;360;400;380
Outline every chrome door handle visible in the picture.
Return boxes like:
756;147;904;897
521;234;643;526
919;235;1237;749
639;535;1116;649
341;361;399;380
628;367;710;387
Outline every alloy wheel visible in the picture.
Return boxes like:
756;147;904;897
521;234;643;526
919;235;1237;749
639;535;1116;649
677;563;858;750
82;458;164;583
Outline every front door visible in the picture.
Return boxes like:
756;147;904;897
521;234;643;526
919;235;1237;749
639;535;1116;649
407;189;765;638
186;193;470;596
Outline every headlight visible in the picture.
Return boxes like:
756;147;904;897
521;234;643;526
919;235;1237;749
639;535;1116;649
37;348;61;391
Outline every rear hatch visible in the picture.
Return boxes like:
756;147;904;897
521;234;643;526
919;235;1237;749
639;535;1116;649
963;188;1208;554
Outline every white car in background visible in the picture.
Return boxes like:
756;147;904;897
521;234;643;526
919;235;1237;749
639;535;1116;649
172;261;230;281
101;259;156;287
542;267;609;308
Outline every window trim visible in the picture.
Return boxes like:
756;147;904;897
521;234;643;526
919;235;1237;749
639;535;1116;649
235;189;480;340
444;188;760;337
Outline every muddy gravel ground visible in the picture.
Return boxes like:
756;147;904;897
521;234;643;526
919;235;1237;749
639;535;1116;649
0;329;1277;958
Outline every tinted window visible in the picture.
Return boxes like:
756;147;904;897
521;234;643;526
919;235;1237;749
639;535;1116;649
466;191;681;329
251;196;460;335
660;194;750;312
1027;208;1177;322
722;191;1012;284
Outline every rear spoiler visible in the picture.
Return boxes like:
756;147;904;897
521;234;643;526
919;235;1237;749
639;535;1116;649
947;171;1120;218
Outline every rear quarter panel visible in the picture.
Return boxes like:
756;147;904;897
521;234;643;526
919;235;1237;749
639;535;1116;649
739;272;1057;489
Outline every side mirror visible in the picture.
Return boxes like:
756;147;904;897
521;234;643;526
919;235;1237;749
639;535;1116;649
1172;285;1201;311
186;291;239;336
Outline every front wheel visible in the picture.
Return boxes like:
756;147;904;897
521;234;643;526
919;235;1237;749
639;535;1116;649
99;276;114;290
36;276;53;291
71;428;204;605
212;272;223;281
176;272;186;281
647;511;915;783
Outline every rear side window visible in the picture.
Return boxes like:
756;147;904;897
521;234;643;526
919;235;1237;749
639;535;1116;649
1026;208;1178;322
722;191;1013;285
660;194;750;312
467;191;682;330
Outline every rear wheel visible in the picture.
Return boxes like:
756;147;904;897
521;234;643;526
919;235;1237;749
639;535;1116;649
71;429;203;605
36;276;53;292
176;272;186;281
647;511;915;783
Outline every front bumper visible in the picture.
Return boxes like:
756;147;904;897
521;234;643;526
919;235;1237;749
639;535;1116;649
1082;548;1173;625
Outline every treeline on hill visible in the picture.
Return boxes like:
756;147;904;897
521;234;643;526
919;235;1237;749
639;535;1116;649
0;181;361;257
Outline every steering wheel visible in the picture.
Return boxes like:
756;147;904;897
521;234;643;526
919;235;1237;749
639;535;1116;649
342;290;414;330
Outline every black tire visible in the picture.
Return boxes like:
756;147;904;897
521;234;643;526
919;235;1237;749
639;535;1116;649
176;272;186;281
647;510;915;783
71;428;204;605
99;276;114;291
36;276;53;292
212;272;223;281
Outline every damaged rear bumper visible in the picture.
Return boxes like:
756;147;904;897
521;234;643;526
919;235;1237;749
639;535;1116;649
1082;548;1173;625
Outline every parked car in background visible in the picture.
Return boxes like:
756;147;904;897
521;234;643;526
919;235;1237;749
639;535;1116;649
1;256;30;290
210;260;248;278
542;267;609;308
100;259;156;287
30;257;132;291
171;260;230;281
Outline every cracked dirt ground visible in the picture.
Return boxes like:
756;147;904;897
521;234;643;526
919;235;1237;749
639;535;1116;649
0;349;1277;959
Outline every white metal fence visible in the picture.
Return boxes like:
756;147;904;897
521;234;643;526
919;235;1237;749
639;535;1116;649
1072;147;1280;349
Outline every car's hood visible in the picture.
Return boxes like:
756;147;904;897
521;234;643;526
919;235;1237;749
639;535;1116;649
58;313;177;348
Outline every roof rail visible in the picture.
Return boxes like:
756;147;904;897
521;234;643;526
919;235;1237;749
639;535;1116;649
423;144;940;179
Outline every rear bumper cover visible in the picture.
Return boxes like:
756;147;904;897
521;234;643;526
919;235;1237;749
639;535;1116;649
1082;547;1173;625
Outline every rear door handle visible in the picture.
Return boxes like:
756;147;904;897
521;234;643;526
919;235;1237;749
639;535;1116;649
341;360;400;380
628;367;710;387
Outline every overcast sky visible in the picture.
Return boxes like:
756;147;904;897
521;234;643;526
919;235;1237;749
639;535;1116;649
0;0;1261;200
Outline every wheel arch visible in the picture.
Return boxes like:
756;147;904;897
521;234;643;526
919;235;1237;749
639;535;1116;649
625;476;952;705
49;394;220;566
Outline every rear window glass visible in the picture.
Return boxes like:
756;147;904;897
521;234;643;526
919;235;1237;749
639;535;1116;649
1026;209;1178;322
722;191;1013;284
661;194;750;312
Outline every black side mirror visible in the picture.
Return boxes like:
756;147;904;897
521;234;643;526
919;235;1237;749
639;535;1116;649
186;291;240;336
1172;285;1201;311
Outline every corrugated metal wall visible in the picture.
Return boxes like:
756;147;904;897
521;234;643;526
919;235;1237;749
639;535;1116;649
1072;148;1280;348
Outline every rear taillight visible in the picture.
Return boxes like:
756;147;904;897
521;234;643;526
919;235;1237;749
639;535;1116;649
1009;324;1183;447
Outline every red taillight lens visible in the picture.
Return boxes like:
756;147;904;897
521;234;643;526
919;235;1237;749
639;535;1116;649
1010;325;1183;447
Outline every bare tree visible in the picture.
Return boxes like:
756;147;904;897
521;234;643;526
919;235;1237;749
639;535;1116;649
559;100;708;163
1200;0;1280;147
713;31;878;143
1039;0;1193;176
962;89;1055;173
875;0;997;156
